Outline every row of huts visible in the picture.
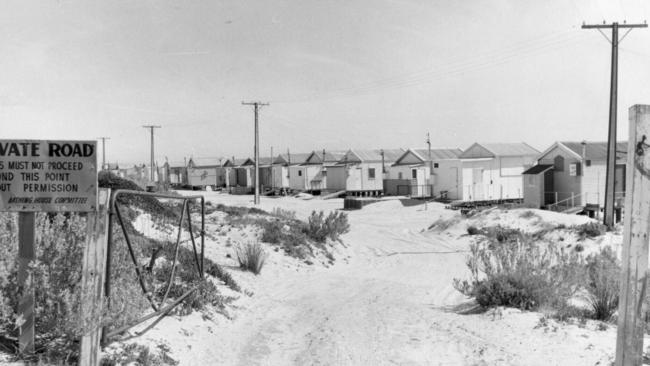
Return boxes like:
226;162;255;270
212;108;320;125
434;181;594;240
161;142;544;202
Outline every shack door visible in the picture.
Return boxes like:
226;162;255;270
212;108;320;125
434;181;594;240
472;168;484;200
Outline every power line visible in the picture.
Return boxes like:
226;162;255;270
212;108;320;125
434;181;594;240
242;102;269;205
271;29;585;103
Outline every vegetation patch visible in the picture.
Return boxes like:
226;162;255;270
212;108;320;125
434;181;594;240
454;229;583;311
216;205;350;261
0;175;237;364
235;241;268;275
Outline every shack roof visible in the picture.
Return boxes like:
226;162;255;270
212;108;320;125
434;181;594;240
413;148;463;160
459;142;539;159
559;141;627;161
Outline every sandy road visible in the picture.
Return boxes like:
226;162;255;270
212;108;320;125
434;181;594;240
218;199;489;365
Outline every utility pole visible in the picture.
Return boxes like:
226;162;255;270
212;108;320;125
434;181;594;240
97;137;110;170
582;21;647;229
242;101;269;204
142;125;161;182
270;146;274;191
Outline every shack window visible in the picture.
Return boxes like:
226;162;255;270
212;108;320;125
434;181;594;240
368;168;375;179
412;169;417;179
298;170;302;176
433;163;439;168
554;155;564;172
398;172;403;179
322;170;327;177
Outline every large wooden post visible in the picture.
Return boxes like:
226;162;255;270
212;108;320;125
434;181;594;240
79;188;111;366
17;212;35;355
615;105;650;365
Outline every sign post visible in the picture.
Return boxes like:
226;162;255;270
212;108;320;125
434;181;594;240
0;139;98;358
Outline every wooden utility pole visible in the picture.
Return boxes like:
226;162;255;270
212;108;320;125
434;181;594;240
582;21;647;229
97;137;110;170
270;146;274;191
242;102;269;204
615;104;650;366
142;125;161;182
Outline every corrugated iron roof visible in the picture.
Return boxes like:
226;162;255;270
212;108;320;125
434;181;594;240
460;142;539;158
342;149;404;163
413;148;463;160
275;153;311;165
560;141;627;161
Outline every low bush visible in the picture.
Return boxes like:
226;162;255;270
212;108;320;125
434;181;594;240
235;241;268;275
454;234;584;311
101;343;178;366
574;222;606;239
466;226;480;235
584;247;619;320
304;211;350;243
519;210;539;219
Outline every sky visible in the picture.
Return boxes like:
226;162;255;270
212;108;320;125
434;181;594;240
1;0;650;166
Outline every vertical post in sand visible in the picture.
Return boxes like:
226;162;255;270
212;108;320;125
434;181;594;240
79;188;111;366
615;105;650;366
17;212;35;355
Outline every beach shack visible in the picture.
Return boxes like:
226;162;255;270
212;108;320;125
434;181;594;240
522;141;627;211
459;142;539;201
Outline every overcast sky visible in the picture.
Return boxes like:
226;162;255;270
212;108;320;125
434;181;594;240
1;0;650;166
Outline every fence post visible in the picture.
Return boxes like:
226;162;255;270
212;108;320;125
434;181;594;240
554;191;558;204
79;188;111;366
615;105;650;366
571;192;574;207
17;212;36;356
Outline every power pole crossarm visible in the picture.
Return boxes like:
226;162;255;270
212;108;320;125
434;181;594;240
242;102;269;205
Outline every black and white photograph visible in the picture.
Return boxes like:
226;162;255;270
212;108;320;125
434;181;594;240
1;1;650;365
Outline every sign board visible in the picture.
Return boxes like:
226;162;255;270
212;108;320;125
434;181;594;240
0;140;97;212
569;163;577;176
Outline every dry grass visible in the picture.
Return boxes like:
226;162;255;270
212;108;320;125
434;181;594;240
235;241;268;275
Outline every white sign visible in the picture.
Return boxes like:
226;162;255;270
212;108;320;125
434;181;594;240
0;140;97;212
569;163;577;176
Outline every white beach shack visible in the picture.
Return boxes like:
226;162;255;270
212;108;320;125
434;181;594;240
459;142;539;201
292;151;346;193
286;153;312;192
522;141;627;212
387;148;463;199
327;149;403;196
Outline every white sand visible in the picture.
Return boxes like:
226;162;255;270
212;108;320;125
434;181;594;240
99;193;639;366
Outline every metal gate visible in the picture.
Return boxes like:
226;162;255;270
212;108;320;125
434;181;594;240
102;189;205;342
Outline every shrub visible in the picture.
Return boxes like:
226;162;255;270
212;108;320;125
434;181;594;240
584;247;620;320
101;343;178;366
235;241;268;275
271;208;297;220
466;226;480;235
575;222;606;239
304;211;350;243
454;234;584;311
519;210;539;219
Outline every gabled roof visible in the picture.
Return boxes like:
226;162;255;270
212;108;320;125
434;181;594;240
303;151;346;165
274;153;311;165
560;141;627;161
413;148;463;160
522;164;554;175
337;149;404;164
459;142;539;159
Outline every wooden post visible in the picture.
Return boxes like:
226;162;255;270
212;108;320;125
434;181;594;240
615;105;650;366
79;188;111;366
17;212;35;356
